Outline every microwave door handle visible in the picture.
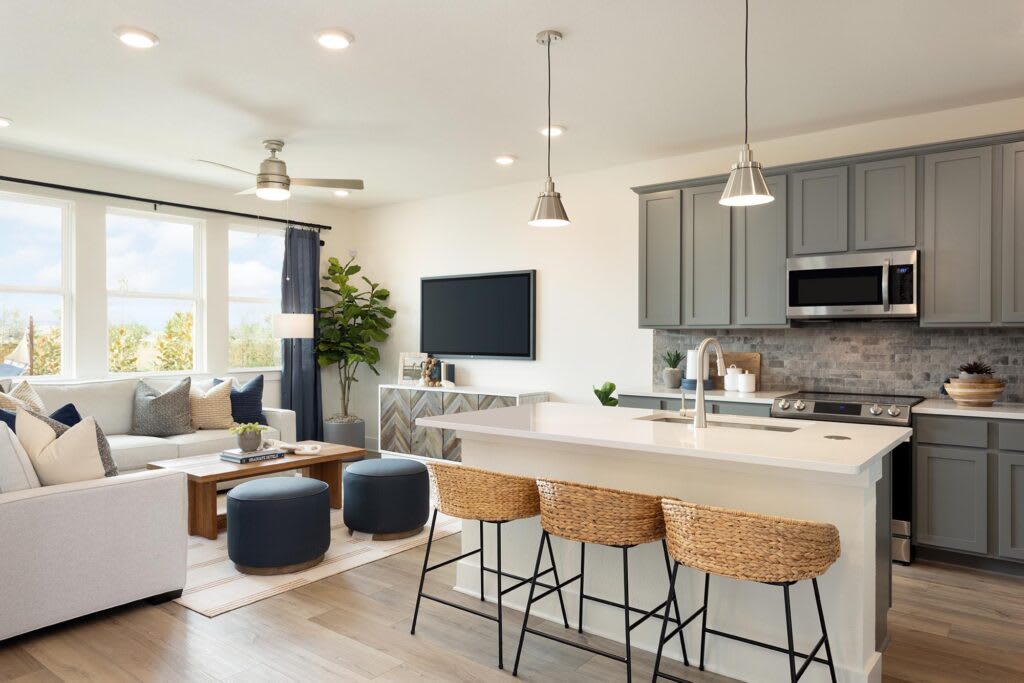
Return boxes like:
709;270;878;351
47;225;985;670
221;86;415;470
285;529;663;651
882;258;891;312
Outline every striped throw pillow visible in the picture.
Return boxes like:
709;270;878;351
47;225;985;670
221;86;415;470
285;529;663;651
0;382;45;413
190;380;234;430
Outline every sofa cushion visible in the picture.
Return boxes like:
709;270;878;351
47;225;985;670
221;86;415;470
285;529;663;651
0;382;45;413
165;426;280;458
0;423;39;493
0;403;82;433
132;379;194;437
17;412;116;486
106;434;179;472
214;375;267;425
189;380;234;430
30;379;138;436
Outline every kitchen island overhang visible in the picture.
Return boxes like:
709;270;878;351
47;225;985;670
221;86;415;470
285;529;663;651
416;402;911;683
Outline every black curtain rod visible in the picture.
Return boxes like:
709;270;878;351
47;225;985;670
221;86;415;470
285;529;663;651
0;174;333;231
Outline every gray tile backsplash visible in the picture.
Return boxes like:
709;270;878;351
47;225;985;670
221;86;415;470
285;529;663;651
654;322;1024;401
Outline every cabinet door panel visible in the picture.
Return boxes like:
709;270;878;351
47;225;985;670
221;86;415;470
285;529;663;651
854;157;916;250
710;402;772;417
410;390;442;458
618;395;663;410
915;444;988;553
683;183;731;326
478;394;516;411
1002;142;1024;323
733;176;788;326
790;166;848;255
639;190;683;327
441;392;478;462
997;452;1024;560
379;388;411;455
922;147;993;324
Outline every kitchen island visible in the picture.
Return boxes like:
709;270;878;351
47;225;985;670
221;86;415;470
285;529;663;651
416;402;911;683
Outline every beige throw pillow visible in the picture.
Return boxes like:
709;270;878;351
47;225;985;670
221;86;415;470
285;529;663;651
190;380;234;430
0;382;45;413
17;411;114;486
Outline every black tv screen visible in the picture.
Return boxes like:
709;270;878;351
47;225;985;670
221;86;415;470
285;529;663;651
421;270;535;359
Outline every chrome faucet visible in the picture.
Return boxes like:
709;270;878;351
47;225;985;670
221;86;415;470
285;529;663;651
688;337;726;429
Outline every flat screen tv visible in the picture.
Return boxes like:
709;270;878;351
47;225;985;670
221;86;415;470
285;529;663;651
420;270;535;359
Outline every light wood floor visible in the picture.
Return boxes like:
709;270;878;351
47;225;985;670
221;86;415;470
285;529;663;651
1;534;1022;682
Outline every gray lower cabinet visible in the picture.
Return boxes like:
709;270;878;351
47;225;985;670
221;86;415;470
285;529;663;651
639;190;683;327
790;166;849;255
617;396;768;417
915;444;988;553
997;451;1024;560
853;157;916;250
921;146;993;325
1001;142;1024;323
710;402;771;417
683;183;731;326
732;176;788;326
617;395;682;411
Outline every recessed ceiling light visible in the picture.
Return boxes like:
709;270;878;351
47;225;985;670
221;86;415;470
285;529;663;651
495;155;517;166
333;189;350;197
540;125;565;137
316;29;354;50
115;26;160;49
0;117;11;128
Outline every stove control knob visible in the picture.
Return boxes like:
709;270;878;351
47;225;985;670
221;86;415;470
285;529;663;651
869;404;883;416
778;399;791;410
794;400;806;411
887;405;902;417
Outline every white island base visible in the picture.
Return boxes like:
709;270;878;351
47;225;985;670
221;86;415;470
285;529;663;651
416;403;908;683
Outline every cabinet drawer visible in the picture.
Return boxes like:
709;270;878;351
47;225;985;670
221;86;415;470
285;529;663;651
711;402;772;417
914;415;988;448
618;395;663;410
998;422;1024;452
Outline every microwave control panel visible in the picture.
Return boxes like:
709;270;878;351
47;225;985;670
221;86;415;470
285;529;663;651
889;264;915;305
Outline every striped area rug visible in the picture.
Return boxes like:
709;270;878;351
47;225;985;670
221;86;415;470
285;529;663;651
175;508;461;617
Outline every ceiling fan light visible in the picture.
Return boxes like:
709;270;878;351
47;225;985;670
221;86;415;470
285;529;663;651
720;144;774;207
0;117;11;128
115;26;159;49
256;186;291;201
316;29;354;50
528;178;570;228
540;125;565;137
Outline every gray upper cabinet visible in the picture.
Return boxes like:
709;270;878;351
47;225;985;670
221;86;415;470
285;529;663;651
915;444;988;554
922;146;993;325
732;176;788;326
1002;142;1024;323
997;451;1024;561
639;190;682;327
683;183;731;326
790;166;849;255
853;157;916;250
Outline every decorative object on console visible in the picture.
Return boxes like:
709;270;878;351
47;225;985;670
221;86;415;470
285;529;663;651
132;378;195;437
439;361;455;388
0;402;80;433
421;357;441;387
661;350;683;389
316;256;395;448
17;411;117;485
189;380;234;430
593;381;619;407
398;352;428;386
0;382;45;413
214;375;268;425
230;422;268;452
945;359;1005;406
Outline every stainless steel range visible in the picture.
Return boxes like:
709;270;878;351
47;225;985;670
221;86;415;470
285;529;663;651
772;390;923;564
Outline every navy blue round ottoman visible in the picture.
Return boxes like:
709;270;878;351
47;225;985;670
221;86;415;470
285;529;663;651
227;477;330;574
343;458;429;539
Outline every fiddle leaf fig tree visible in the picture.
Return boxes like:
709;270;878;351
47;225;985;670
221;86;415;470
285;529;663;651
315;257;395;420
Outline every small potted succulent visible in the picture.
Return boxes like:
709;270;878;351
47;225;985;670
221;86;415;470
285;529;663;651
231;423;268;452
958;360;995;380
593;381;619;407
661;350;684;389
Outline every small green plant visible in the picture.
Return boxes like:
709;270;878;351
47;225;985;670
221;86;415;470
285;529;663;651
230;422;268;435
593;381;618;407
661;350;683;369
959;360;993;376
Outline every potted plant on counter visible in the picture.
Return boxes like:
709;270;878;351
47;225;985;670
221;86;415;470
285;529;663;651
944;359;1006;407
661;350;683;389
593;381;619;407
316;256;395;447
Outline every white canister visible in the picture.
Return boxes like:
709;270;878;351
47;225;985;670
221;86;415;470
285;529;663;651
685;349;711;380
724;364;742;391
737;371;756;393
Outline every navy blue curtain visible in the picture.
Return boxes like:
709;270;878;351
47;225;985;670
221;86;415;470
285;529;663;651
282;227;323;441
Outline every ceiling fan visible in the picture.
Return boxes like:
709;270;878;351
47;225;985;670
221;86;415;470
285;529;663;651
197;139;364;201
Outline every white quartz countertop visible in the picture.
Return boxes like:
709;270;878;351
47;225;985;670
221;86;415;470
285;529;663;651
417;402;911;476
618;387;797;404
913;397;1024;420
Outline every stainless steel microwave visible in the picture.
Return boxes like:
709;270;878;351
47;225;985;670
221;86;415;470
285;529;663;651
786;250;918;319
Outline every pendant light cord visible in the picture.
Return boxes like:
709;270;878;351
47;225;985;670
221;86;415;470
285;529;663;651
546;35;552;178
744;0;749;146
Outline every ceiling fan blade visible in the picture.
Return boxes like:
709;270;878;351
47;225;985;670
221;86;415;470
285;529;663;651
290;178;364;190
235;187;258;195
195;159;256;176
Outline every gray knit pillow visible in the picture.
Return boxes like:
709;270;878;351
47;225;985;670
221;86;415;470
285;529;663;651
29;410;118;478
132;379;195;437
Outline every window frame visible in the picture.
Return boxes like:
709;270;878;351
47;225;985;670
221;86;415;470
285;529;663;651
227;223;284;373
0;189;74;378
104;206;206;376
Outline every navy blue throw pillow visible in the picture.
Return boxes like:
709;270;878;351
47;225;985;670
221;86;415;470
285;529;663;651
0;402;83;433
213;376;267;425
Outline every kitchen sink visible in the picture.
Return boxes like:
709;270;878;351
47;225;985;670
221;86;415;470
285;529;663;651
637;415;799;433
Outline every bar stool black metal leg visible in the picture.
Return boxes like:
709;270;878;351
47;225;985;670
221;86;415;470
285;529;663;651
513;531;548;677
660;540;689;666
496;522;504;669
699;572;709;671
783;584;797;683
622;546;632;683
544;531;571;628
651;561;679;683
577;542;586;633
410;508;438;635
479;520;485;601
813;578;837;683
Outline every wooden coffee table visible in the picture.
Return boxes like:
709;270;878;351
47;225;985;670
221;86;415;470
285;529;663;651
148;441;366;539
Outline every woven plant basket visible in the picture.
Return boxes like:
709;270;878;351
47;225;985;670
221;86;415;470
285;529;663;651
661;498;840;583
426;461;540;522
535;479;665;547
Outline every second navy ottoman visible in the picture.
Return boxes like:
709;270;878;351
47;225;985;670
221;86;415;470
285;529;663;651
343;458;429;539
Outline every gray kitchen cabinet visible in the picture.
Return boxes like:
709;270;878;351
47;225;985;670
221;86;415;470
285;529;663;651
709;402;772;417
617;394;682;411
997;451;1024;561
639;190;683;327
915;444;988;554
1001;141;1024;323
732;176;788;326
683;183;731;326
853;157;916;250
921;146;993;325
789;166;849;255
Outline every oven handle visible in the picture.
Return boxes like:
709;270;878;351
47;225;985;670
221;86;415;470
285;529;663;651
882;258;890;312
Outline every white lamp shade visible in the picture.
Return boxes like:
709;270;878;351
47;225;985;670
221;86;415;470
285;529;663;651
272;313;314;339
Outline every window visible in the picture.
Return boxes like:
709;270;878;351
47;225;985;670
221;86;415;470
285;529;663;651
106;209;203;373
228;227;284;369
0;192;71;377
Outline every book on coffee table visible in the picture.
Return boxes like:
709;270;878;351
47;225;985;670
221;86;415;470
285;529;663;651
220;448;285;464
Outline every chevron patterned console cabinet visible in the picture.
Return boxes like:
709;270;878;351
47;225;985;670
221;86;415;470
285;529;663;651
377;384;549;461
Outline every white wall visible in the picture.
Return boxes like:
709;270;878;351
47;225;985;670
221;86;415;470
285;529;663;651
326;95;1024;451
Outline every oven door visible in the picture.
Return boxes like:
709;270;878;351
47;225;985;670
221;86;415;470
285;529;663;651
786;251;918;319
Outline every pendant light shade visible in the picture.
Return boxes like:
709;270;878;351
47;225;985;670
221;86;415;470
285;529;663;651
720;0;774;207
528;30;570;228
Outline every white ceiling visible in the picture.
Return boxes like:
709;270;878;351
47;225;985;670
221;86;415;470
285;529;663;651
3;0;1024;207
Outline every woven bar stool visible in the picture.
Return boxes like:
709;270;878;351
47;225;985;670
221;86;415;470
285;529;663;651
512;480;691;683
411;461;570;669
652;498;841;683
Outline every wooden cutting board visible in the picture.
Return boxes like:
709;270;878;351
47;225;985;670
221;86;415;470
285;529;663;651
709;352;761;390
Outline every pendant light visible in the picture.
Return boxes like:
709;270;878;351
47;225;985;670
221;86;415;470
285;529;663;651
528;30;570;228
720;0;774;207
